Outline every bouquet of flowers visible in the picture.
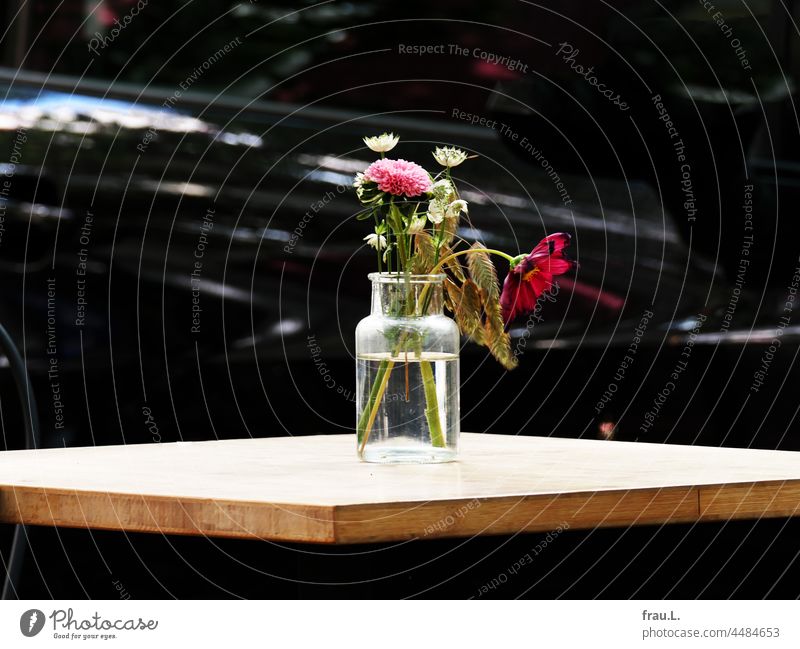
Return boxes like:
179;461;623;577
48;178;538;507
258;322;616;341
353;132;575;461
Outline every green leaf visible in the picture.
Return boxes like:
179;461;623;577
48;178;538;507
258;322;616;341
355;178;383;205
388;202;404;230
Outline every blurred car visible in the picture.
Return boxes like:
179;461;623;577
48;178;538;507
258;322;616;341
0;0;796;453
2;0;800;599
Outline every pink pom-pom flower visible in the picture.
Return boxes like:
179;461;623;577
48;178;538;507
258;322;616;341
363;158;432;197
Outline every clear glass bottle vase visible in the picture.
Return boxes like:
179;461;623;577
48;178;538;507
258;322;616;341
355;273;460;463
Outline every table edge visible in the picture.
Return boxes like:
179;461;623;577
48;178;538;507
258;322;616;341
3;478;800;543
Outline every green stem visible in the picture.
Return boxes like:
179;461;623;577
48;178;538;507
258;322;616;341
432;247;516;274
372;209;383;273
360;218;511;455
357;280;447;450
433;219;446;266
431;167;452;266
419;358;445;447
417;248;516;446
394;222;408;272
416;247;516;317
357;359;390;445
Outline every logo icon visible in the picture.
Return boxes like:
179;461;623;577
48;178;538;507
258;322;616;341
20;609;45;637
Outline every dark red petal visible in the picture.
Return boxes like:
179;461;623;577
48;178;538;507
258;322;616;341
501;271;542;323
529;232;571;259
530;272;552;296
500;272;520;322
540;255;574;275
503;233;574;324
528;235;573;272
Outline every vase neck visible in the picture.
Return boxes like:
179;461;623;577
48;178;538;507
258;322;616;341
369;273;445;316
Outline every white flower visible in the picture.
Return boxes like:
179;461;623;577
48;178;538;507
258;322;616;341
427;199;445;225
427;197;467;225
407;215;427;234
446;199;468;218
353;172;382;205
363;132;399;153
432;146;468;168
364;232;387;250
430;178;454;201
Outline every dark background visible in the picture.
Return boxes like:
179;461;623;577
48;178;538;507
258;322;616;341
1;0;800;598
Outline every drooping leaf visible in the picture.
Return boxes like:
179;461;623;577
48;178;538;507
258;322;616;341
442;242;518;370
483;324;517;370
445;270;517;370
443;277;457;313
455;280;483;338
482;299;518;370
409;231;436;275
479;267;518;370
439;243;465;281
441;212;458;246
467;242;500;302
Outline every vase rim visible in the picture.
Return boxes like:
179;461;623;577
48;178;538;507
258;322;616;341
368;272;446;284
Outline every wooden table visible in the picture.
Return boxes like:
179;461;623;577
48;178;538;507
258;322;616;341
1;433;799;545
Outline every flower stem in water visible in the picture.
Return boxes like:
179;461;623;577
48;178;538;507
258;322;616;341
419;359;445;448
358;359;395;453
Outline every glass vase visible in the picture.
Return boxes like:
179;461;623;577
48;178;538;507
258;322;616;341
355;273;460;463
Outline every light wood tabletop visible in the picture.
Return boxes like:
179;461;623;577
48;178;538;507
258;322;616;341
1;433;799;544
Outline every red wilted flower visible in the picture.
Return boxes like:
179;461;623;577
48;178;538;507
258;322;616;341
500;233;575;323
